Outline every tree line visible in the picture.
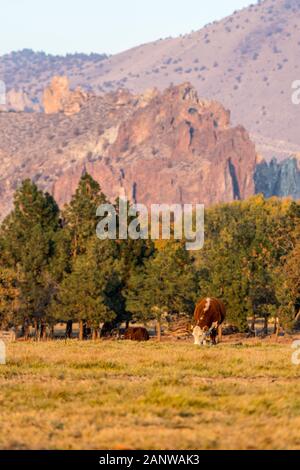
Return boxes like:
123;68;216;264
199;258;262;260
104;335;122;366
0;173;299;339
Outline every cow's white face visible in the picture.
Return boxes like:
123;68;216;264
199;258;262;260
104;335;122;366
192;326;206;346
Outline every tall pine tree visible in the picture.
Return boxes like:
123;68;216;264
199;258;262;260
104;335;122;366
0;180;59;336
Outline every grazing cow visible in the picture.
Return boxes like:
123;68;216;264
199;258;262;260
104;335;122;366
0;329;16;343
124;327;150;342
193;298;226;346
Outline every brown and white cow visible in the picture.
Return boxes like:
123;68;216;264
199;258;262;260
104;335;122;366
192;298;226;346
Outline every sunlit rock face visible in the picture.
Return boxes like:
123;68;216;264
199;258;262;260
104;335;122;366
0;82;257;219
43;76;89;116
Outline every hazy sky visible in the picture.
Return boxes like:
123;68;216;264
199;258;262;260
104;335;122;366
1;0;254;56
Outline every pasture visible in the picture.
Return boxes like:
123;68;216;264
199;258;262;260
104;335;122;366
1;338;300;450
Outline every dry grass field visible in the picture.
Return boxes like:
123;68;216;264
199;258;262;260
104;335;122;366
1;338;300;450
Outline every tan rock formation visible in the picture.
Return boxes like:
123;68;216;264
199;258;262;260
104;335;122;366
43;76;88;116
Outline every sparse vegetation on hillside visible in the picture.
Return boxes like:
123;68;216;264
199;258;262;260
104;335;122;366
0;49;107;96
1;1;300;146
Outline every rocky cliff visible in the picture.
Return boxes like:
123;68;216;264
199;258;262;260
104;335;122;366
0;82;257;218
255;157;300;199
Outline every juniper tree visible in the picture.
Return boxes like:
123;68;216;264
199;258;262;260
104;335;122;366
113;197;155;328
126;242;198;340
62;172;107;259
97;196;155;334
197;196;298;333
274;219;300;330
52;173;108;336
0;180;60;335
49;238;122;339
198;203;252;332
0;267;20;329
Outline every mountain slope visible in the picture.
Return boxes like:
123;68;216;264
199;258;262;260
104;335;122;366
88;0;300;146
1;0;300;147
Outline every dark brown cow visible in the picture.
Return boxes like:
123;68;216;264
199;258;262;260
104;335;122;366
124;327;150;342
193;298;226;345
